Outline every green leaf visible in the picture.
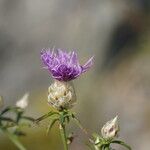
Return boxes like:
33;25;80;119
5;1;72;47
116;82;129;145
72;117;87;134
35;111;59;123
59;114;65;125
111;140;132;150
103;145;111;150
16;112;23;123
46;118;58;135
21;116;35;122
0;107;12;115
0;107;20;116
92;133;104;142
0;117;16;123
1;129;26;150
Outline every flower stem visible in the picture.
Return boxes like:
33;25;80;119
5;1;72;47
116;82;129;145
59;123;68;150
2;129;26;150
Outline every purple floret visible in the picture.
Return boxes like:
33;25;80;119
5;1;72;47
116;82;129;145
41;48;93;81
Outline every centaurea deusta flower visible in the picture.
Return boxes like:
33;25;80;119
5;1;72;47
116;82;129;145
41;48;93;110
41;49;93;81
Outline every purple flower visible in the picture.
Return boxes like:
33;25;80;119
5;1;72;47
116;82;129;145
41;48;93;81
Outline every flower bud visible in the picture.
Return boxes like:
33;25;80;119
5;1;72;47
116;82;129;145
48;80;76;110
101;116;119;139
16;93;29;109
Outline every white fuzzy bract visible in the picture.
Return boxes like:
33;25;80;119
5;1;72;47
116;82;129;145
48;80;76;110
16;93;29;109
101;116;119;139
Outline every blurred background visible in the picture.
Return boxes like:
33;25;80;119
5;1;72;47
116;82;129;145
0;0;150;149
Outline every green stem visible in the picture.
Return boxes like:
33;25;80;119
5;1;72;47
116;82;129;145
104;146;110;150
2;129;26;150
59;123;68;150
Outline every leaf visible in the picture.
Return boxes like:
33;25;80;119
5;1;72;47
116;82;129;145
92;133;103;142
59;114;65;125
111;140;132;150
103;144;111;150
21;116;35;122
35;111;59;123
46;118;58;135
72;117;88;134
0;117;16;123
16;112;23;123
0;107;12;115
0;107;20;116
1;129;26;150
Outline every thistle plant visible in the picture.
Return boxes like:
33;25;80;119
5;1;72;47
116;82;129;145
36;48;93;150
0;94;35;150
88;116;131;150
0;48;132;150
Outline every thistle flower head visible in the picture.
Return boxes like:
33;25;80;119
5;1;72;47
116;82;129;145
16;93;29;109
41;48;93;81
48;80;76;110
101;116;119;139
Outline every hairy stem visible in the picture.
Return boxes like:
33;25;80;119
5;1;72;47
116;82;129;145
59;123;68;150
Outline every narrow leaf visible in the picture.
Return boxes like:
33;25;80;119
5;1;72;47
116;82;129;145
35;111;58;123
2;129;26;150
73;117;88;134
0;117;16;123
111;140;132;150
22;116;35;122
46;118;58;135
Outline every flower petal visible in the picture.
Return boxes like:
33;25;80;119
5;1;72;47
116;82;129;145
41;48;93;81
82;56;94;73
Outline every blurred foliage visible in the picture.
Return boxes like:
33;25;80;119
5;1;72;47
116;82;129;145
0;0;149;149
